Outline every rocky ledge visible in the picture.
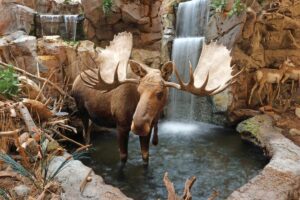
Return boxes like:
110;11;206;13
228;115;300;200
48;154;132;200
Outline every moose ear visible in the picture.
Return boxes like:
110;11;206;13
161;61;174;80
129;60;147;78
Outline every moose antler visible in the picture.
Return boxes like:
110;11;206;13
80;62;139;92
164;41;236;96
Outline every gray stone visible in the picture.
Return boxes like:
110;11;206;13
48;154;132;200
230;115;300;200
12;185;30;199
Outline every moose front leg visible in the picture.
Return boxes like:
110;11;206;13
117;126;130;165
139;133;151;166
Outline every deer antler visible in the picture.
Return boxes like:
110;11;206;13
80;62;139;92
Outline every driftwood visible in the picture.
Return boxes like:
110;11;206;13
0;129;21;136
80;168;92;193
163;172;196;200
17;103;39;137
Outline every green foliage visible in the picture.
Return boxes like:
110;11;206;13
103;0;113;15
210;0;227;13
0;66;19;98
228;0;246;17
0;188;10;200
64;0;72;4
64;40;79;46
210;0;246;17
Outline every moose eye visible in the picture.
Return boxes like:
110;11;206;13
156;92;164;100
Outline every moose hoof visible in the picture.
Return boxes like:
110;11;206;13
142;153;149;166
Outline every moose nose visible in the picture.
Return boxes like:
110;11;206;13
131;121;150;136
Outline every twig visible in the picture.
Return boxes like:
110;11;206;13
51;128;84;147
207;190;219;200
181;176;196;200
80;168;92;193
0;61;69;98
0;129;21;136
163;172;179;200
17;103;39;136
76;144;92;152
35;69;56;101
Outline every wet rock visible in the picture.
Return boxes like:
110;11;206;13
12;185;30;199
230;115;300;200
48;155;132;200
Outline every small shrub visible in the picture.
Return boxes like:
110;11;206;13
228;0;246;17
103;0;113;15
210;0;227;13
0;66;19;98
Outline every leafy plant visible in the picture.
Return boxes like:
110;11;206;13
210;0;227;13
64;0;72;4
103;0;113;15
0;188;11;200
228;0;246;17
0;66;19;98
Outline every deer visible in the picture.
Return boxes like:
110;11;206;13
248;58;295;105
281;60;299;95
71;32;235;165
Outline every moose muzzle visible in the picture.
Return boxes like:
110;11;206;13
131;121;151;136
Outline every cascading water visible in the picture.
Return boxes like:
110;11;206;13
168;0;211;122
40;15;62;36
64;15;78;41
38;14;79;40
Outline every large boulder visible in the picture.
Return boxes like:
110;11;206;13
0;2;36;36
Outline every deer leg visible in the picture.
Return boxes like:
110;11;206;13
257;83;264;105
248;83;258;105
139;133;151;166
275;83;281;100
117;126;130;165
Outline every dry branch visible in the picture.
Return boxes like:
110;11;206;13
0;129;21;136
80;168;92;193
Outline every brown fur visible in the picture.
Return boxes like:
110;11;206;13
71;61;173;164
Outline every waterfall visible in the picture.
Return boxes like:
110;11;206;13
64;15;78;41
38;14;79;40
167;0;210;121
40;15;62;36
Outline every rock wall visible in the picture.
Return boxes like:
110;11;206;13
206;0;300;124
82;0;163;51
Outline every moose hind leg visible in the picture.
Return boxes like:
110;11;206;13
139;134;151;166
117;126;130;165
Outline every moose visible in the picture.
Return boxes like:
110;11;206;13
72;32;234;165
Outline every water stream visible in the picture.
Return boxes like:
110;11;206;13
85;121;268;200
38;14;79;40
168;0;212;122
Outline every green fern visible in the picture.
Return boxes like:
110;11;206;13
210;0;227;13
0;66;19;98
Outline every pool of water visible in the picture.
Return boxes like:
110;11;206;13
84;120;268;200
